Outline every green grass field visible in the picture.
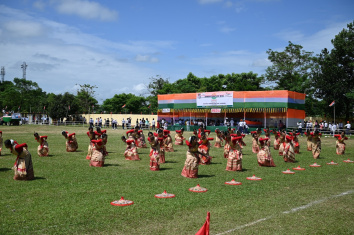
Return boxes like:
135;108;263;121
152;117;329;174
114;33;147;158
0;125;353;234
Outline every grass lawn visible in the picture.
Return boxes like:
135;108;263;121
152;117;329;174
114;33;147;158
0;125;353;234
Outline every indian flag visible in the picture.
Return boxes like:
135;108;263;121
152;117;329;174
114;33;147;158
122;104;126;108
329;101;335;107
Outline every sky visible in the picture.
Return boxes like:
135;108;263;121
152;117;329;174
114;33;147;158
0;0;353;103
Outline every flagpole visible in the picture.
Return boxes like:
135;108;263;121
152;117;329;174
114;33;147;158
334;103;335;125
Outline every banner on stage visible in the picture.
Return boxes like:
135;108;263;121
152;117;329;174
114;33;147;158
197;91;233;108
162;108;170;113
211;108;221;113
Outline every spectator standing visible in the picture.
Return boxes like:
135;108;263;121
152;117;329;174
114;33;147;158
297;121;303;136
186;120;190;131
122;118;125;129
152;118;156;130
344;121;351;135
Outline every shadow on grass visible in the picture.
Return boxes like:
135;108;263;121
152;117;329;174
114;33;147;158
164;161;178;163
159;167;173;171
209;162;222;165
34;176;46;180
198;174;215;178
0;168;11;172
104;164;119;167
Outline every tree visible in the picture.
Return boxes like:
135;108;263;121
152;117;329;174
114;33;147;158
102;93;149;114
47;92;79;120
312;21;354;119
75;84;98;113
264;42;314;93
147;75;170;96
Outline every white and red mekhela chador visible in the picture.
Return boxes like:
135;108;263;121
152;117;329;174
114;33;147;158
334;135;347;155
174;130;185;145
214;130;223;148
198;138;213;165
263;129;271;147
257;138;276;167
181;141;201;178
226;136;243;171
273;132;280;150
86;130;96;160
89;139;105;167
11;143;35;180
66;133;78;152
311;133;321;159
0;131;3;156
223;137;230;158
124;139;140;160
137;130;147;148
164;134;174;152
156;135;166;164
305;132;312;151
278;134;286;156
283;136;295;163
148;137;160;171
291;133;300;154
251;135;260;154
35;135;49;157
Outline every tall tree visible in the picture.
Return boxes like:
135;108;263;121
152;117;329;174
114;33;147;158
147;75;170;96
264;41;314;93
312;21;354;119
75;84;98;113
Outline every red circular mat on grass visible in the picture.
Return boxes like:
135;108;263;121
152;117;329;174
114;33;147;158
282;169;295;174
326;161;338;165
292;166;305;171
111;197;134;206
310;163;321;167
189;184;208;193
155;190;175;198
343;159;354;163
246;175;262;181
225;179;242;185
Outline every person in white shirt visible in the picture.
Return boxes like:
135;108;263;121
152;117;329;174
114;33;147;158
186;120;190;131
230;119;234;127
297;121;303;136
344;121;351;135
331;122;337;135
122;118;125;129
152;118;156;130
164;122;168;130
324;121;328;130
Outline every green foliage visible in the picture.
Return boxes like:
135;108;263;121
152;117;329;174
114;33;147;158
264;41;314;93
47;92;80;120
75;84;98;113
102;93;149;114
312;21;354;119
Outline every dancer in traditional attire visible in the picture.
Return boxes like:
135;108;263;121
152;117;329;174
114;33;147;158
273;130;280;150
163;130;174;152
278;130;286;156
4;139;34;180
123;136;140;160
181;136;209;178
86;126;96;160
89;137;105;167
290;131;300;154
156;129;166;163
334;132;347;155
198;132;213;165
251;131;260;154
257;137;276;167
34;132;49;157
174;128;185;145
214;128;223;148
311;131;321;159
0;131;3;156
263;128;271;147
226;136;243;171
223;131;231;158
283;135;295;163
147;132;160;171
62;131;78;152
304;129;312;151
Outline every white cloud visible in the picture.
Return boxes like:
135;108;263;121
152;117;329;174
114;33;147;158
135;54;160;63
252;58;272;67
33;0;46;10
198;0;223;4
4;21;44;37
220;26;236;33
275;30;304;42
55;0;118;21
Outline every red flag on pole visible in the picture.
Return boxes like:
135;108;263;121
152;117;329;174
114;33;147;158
195;212;210;235
329;101;335;107
122;104;126;108
148;104;151;109
44;106;46;110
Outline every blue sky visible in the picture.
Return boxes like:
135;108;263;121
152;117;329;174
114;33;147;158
0;0;353;103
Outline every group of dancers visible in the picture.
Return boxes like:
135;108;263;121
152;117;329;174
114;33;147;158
0;124;349;180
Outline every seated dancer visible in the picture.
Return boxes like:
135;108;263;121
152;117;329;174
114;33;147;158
198;125;210;136
163;130;174;152
251;131;260;154
181;136;210;178
304;129;312;151
198;132;213;165
334;131;347;155
174;128;185;145
156;129;166;163
226;136;243;171
34;132;49;157
257;137;276;167
234;131;246;149
223;131;231;158
289;130;300;154
122;136;140;160
0;131;3;156
62;131;78;152
89;137;105;167
283;135;295;163
278;130;286;156
273;130;280;150
263;128;271;147
147;132;160;171
311;131;322;159
95;127;108;156
214;128;223;148
86;126;96;160
4;139;34;180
